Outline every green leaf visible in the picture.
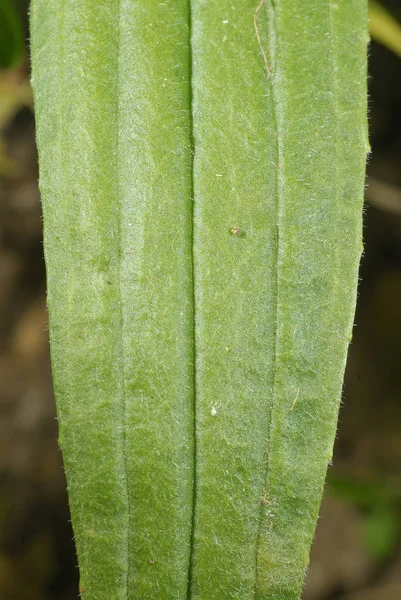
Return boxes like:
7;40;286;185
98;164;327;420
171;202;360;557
0;0;24;68
30;1;369;599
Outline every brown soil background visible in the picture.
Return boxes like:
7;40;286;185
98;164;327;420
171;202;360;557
1;2;401;599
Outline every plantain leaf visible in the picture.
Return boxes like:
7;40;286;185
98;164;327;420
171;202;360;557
30;1;369;599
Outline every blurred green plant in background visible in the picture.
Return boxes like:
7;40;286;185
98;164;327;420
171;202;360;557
328;474;401;561
0;0;24;69
370;0;401;59
0;0;31;175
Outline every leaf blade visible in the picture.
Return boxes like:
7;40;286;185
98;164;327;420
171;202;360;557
31;1;194;598
31;0;368;598
255;1;369;596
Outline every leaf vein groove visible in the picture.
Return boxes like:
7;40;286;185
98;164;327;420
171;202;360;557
253;1;280;596
186;0;197;598
116;1;131;597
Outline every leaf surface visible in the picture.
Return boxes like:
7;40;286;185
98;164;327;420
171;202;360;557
30;1;368;598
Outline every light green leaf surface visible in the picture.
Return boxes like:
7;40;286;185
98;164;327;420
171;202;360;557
30;1;368;599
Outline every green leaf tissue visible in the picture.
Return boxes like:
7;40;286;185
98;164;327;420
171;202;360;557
30;0;369;598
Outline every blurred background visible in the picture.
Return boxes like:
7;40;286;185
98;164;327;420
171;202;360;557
0;1;401;599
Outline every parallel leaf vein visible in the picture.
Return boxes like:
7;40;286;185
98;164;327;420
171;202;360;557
253;0;280;595
116;1;131;597
186;0;197;597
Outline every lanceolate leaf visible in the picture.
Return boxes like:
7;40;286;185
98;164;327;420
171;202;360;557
30;1;368;599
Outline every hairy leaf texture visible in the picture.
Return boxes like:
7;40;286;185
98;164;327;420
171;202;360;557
30;1;369;598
